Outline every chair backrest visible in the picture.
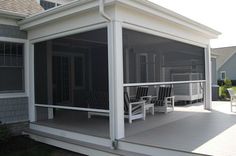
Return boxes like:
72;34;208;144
124;92;130;113
227;88;235;97
135;86;148;100
158;87;172;101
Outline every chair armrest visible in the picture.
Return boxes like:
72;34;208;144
129;100;145;106
140;96;152;101
231;95;236;100
130;95;136;99
166;96;175;101
149;96;158;100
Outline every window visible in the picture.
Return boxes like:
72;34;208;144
220;71;226;80
0;41;24;93
40;0;58;10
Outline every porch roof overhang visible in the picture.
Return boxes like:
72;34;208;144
17;0;221;39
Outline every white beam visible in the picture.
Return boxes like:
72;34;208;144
108;20;124;141
29;44;36;122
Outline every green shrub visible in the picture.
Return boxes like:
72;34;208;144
220;78;232;99
0;122;11;143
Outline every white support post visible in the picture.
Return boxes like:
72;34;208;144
108;20;125;142
47;41;54;119
29;43;36;122
204;45;212;110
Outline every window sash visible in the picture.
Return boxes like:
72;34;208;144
0;41;24;93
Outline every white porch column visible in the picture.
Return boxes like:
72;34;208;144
46;41;54;119
28;43;36;122
108;20;125;141
205;45;212;110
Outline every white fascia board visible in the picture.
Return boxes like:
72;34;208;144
18;0;114;30
18;0;96;30
0;10;26;20
117;0;221;39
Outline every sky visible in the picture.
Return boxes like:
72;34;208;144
149;0;236;48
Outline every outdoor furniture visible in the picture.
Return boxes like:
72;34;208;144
130;86;149;102
88;92;145;123
227;88;236;112
150;86;175;113
144;103;154;117
124;92;146;123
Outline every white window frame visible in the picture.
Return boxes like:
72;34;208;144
220;71;226;80
0;37;28;99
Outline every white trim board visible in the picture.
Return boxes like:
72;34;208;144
29;22;107;44
30;123;111;147
27;133;117;156
122;22;208;48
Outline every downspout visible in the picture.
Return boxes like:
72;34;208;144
99;0;111;21
98;0;118;150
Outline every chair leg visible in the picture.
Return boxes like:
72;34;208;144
129;105;132;123
143;105;146;120
151;107;154;115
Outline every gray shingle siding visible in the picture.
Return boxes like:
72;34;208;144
0;24;27;39
218;53;236;80
211;58;217;84
0;97;28;124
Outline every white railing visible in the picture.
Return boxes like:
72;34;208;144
35;104;109;113
123;80;206;87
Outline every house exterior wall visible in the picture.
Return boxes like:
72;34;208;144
218;53;236;80
0;97;28;124
0;20;29;127
0;24;27;39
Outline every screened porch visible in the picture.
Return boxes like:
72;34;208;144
32;26;207;140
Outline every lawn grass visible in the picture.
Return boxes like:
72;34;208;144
0;135;85;156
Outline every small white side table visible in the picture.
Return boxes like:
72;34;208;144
145;103;154;116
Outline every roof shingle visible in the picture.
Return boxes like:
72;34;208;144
0;0;44;16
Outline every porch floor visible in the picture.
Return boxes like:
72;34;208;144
34;102;206;139
123;101;236;156
33;102;236;156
